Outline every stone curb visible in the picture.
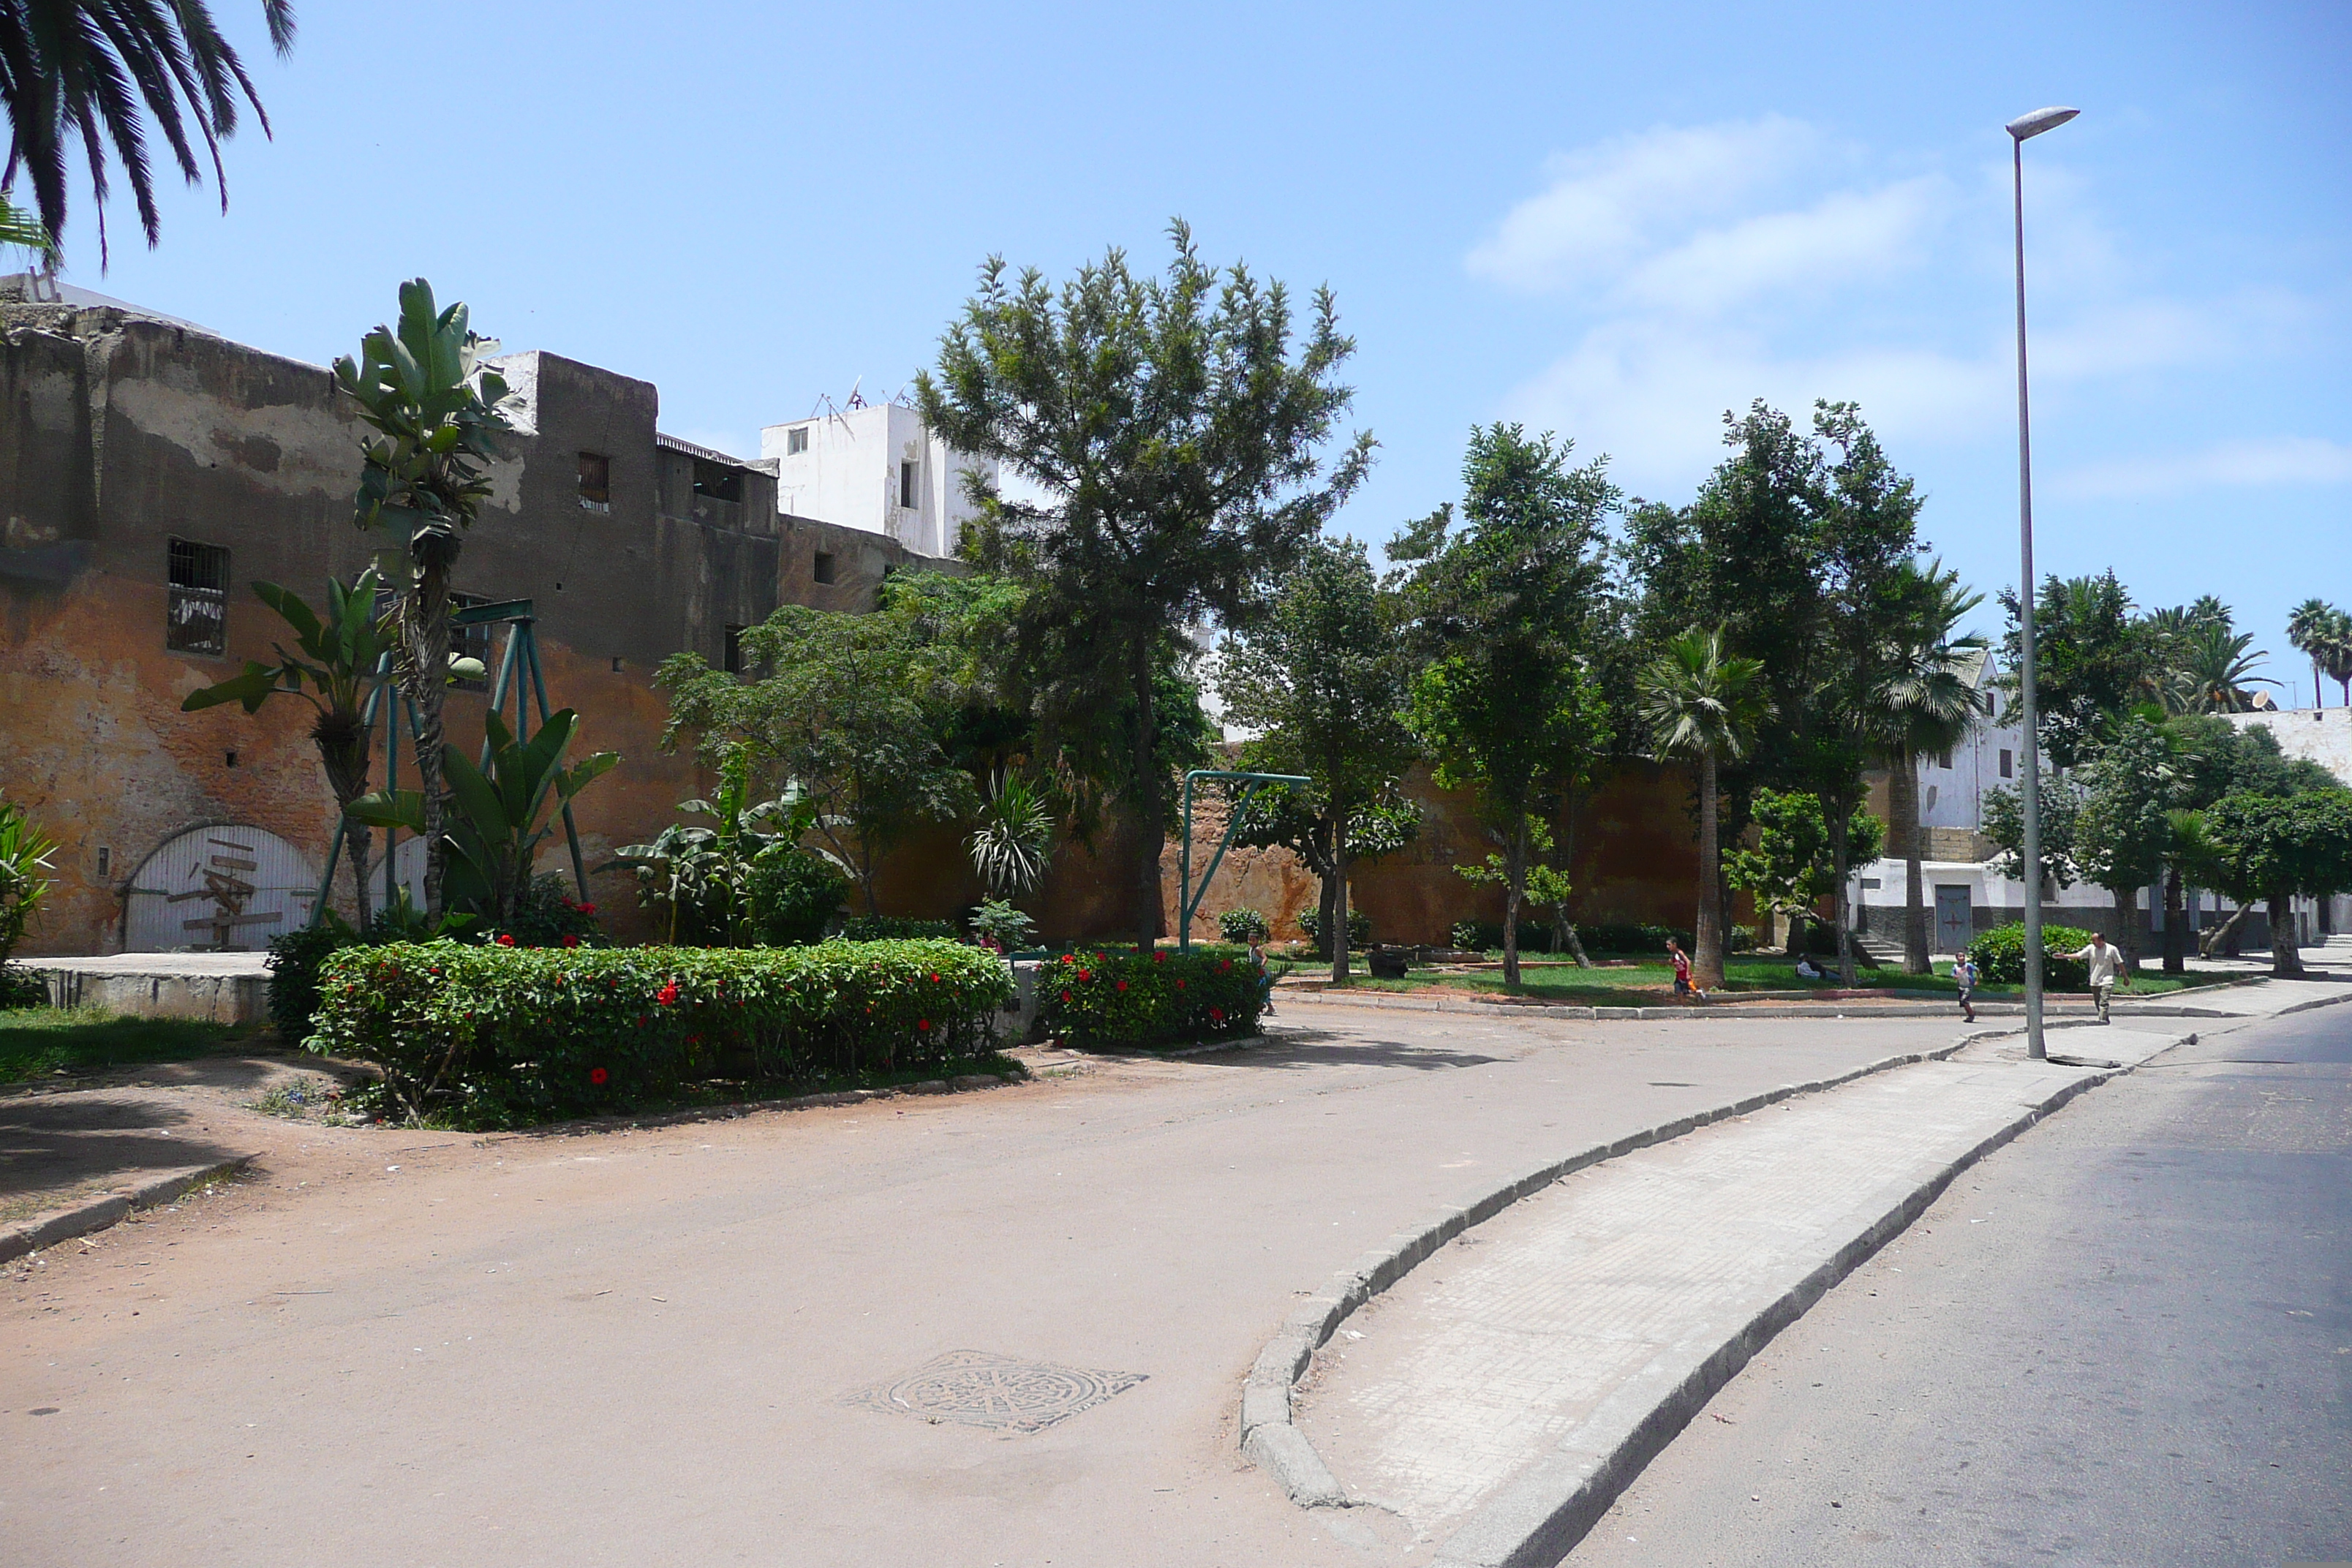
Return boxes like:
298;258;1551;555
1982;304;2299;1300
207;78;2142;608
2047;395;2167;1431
1422;1032;2191;1568
0;1156;253;1264
1236;1038;1986;1512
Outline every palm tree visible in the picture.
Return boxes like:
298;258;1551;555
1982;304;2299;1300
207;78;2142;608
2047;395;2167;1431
2318;608;2352;709
0;0;294;263
1639;627;1771;990
2283;598;2337;709
2168;621;2277;715
1869;560;1986;974
0;190;50;251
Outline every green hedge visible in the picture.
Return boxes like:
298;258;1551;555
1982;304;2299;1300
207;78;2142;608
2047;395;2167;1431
1966;922;2094;988
306;938;1014;1125
1036;946;1266;1049
1446;920;1697;954
840;915;958;942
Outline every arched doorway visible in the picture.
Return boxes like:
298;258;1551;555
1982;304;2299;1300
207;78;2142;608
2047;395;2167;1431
124;825;318;952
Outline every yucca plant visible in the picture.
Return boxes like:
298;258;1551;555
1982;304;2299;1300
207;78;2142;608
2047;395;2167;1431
966;772;1055;900
0;798;59;976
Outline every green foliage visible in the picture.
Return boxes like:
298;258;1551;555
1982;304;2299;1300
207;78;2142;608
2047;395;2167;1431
265;924;363;1041
0;1008;251;1086
1983;772;2084;892
919;220;1374;947
1036;946;1267;1049
1723;787;1884;924
2070;716;2181;902
1294;905;1371;954
659;604;976;916
0;799;59;970
967;772;1056;900
967;899;1037;952
1996;572;2160;769
604;749;799;945
746;848;849;946
1218;908;1271;943
347;709;616;926
1447;920;1689;955
1967;923;2095;989
2285;598;2352;706
839;915;958;942
306;939;1015;1126
1;965;46;1009
2200;790;2352;904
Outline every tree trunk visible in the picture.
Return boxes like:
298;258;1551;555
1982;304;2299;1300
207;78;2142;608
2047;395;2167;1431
1694;753;1725;989
2111;884;2141;974
1499;816;1528;988
1827;799;1856;987
2199;902;2247;959
1327;812;1351;984
2161;865;2185;976
1890;749;1930;974
1784;909;1808;958
2268;890;2304;977
1128;654;1164;956
1559;914;1591;968
402;550;454;919
343;821;373;930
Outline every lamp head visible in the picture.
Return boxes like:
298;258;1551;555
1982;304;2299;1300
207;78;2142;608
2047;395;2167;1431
2007;106;2080;141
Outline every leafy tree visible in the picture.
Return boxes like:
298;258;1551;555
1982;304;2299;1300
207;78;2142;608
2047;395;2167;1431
347;710;615;930
2159;717;2337;962
1637;627;1771;989
657;604;978;916
2200;790;2352;977
1997;571;2159;768
334;280;513;917
918;221;1373;951
602;747;798;946
181;569;396;925
1983;769;2084;898
0;0;293;260
1216;537;1420;980
1864;559;1984;973
2068;716;2180;971
1724;787;1883;954
1395;424;1618;987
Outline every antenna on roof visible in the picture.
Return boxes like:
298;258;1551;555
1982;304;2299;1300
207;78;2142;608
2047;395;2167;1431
843;376;867;410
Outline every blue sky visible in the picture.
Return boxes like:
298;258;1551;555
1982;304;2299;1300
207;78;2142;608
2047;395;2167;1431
43;0;2350;690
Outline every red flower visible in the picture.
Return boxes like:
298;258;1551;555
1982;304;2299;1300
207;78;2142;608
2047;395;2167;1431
589;1066;609;1085
1153;950;1165;962
578;903;597;916
496;933;515;947
1060;990;1072;1003
917;1019;932;1031
657;981;680;1007
930;972;941;983
1175;979;1185;990
562;935;580;949
1077;969;1091;982
1210;1006;1224;1022
1117;980;1128;992
1219;960;1232;973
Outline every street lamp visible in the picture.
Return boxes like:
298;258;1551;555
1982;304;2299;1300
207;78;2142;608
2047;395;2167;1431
2008;104;2078;1061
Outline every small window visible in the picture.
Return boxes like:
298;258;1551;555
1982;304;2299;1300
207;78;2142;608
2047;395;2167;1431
1861;877;1882;889
1998;747;2014;779
813;551;837;585
96;846;112;879
899;459;919;510
1934;749;1953;770
785;426;810;456
448;594;493;692
692;459;742;504
578;451;611;511
166;537;230;655
723;624;747;674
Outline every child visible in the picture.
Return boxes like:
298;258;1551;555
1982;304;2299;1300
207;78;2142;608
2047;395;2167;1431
1667;938;1705;1003
1951;954;1978;1023
1248;935;1275;1015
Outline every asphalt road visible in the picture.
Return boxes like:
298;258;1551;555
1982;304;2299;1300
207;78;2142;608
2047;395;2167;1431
1566;1005;2352;1568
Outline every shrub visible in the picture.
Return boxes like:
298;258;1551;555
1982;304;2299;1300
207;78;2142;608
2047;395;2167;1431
306;938;1015;1126
265;924;367;1040
967;899;1037;951
747;848;849;946
0;963;47;1009
840;915;957;942
487;874;605;949
1218;908;1271;944
1967;922;2092;989
1036;945;1266;1049
1295;906;1372;954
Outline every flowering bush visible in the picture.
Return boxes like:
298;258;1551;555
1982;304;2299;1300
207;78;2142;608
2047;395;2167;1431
1036;945;1266;1049
307;938;1014;1125
1965;922;2094;989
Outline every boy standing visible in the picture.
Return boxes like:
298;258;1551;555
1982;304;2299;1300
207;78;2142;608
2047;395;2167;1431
1951;954;1979;1023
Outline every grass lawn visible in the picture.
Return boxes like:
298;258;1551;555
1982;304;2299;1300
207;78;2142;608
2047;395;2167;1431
1300;955;2235;1005
0;1008;263;1086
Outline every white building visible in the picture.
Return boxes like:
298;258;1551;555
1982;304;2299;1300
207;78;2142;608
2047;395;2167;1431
760;402;995;559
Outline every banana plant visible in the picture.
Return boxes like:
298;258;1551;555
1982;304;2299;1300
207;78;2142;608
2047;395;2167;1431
347;709;616;929
602;745;808;944
183;569;398;925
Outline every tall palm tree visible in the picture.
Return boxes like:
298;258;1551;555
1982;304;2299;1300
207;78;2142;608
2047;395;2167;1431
0;0;294;262
2167;621;2277;715
2283;598;2336;709
1869;560;1986;974
2318;608;2352;709
1639;627;1771;990
0;189;48;249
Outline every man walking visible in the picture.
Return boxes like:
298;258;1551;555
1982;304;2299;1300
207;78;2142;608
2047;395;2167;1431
2062;931;2128;1022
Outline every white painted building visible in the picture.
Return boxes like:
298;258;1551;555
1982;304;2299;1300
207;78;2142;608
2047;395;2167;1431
759;402;995;559
2225;706;2352;783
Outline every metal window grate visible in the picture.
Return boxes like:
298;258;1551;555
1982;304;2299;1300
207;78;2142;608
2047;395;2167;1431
165;538;230;655
578;451;611;510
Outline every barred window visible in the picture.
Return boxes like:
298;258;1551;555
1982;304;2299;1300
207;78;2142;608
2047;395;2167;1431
166;538;230;655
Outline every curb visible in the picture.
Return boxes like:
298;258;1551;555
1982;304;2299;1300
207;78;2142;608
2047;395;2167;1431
1422;1033;2190;1568
0;1156;253;1264
1237;1039;1979;1511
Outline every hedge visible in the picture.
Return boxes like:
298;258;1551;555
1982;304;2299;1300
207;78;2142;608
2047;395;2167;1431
1035;946;1266;1049
1967;922;2094;989
840;915;958;942
306;938;1014;1124
1447;920;1697;955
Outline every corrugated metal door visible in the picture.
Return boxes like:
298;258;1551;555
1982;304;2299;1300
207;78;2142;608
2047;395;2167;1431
124;826;317;951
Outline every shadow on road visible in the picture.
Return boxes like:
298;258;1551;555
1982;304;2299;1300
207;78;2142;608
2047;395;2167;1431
1172;1029;1505;1073
0;1094;250;1206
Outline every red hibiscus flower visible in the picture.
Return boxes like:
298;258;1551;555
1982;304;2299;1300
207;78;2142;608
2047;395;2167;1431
917;1019;932;1031
562;935;580;949
496;933;515;947
657;982;680;1007
1210;1006;1224;1022
1153;950;1166;962
1175;979;1185;990
578;903;597;916
930;972;941;983
1060;990;1072;1003
1117;979;1128;992
1219;960;1232;973
589;1066;609;1085
1077;969;1092;982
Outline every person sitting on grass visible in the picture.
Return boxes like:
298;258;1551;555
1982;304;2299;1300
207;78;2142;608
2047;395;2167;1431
1667;938;1706;1003
1793;954;1825;980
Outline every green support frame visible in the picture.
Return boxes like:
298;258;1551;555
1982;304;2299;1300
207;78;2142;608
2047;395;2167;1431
309;599;589;925
1177;768;1311;952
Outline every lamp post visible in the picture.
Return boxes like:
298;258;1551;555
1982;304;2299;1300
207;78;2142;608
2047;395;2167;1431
2008;104;2078;1061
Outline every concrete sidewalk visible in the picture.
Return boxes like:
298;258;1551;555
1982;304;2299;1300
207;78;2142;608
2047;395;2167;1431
1282;1025;2188;1566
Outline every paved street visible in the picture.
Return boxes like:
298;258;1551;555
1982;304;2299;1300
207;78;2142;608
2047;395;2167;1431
1564;1003;2352;1568
1;1003;1961;1568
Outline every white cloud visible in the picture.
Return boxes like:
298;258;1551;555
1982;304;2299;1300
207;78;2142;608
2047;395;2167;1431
2053;436;2352;499
1621;176;1948;314
1465;117;1821;293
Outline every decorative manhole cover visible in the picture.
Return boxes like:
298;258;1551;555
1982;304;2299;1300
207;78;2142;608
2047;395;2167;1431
844;1349;1146;1434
